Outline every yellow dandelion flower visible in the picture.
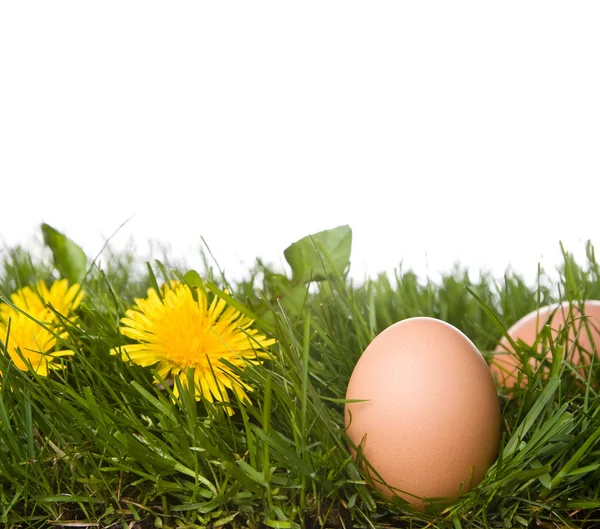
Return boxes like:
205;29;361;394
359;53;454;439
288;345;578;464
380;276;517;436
0;279;84;376
0;310;73;376
1;279;84;320
111;281;276;412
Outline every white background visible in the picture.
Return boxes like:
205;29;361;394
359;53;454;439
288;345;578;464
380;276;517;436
1;2;599;284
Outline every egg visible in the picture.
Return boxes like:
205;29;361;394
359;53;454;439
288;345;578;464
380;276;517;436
491;300;600;388
345;317;500;510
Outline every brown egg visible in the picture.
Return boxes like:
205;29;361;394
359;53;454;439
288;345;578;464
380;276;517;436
491;300;600;389
345;317;500;510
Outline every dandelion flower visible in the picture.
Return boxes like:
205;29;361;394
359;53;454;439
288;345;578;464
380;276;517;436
2;279;84;319
111;282;276;411
0;310;74;376
0;279;84;376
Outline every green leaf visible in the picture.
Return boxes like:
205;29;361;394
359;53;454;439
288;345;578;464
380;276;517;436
283;225;352;283
264;520;295;529
41;223;87;283
250;425;315;477
546;423;600;492
183;269;204;289
503;377;561;458
265;273;309;316
236;459;268;487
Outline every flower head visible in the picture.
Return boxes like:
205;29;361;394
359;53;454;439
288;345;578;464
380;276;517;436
1;279;84;319
0;311;74;376
0;279;84;376
111;281;275;412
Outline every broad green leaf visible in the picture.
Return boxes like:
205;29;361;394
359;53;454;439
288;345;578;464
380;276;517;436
283;225;352;283
181;268;209;298
41;223;87;283
183;269;204;288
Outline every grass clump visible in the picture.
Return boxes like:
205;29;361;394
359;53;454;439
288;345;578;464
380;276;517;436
1;225;600;528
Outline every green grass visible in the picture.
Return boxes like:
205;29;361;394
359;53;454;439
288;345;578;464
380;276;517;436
1;230;600;528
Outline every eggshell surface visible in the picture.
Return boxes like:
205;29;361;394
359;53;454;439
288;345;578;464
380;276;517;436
345;317;500;509
491;300;600;388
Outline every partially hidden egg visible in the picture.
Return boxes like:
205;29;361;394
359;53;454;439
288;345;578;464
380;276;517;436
491;300;600;389
345;317;500;510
